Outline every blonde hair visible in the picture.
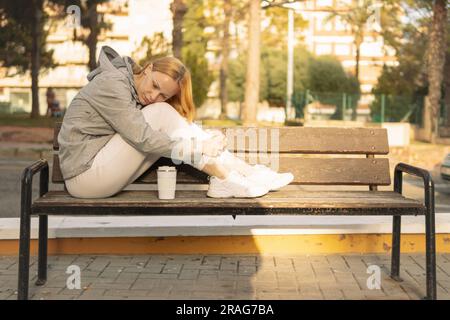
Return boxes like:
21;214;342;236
132;57;196;123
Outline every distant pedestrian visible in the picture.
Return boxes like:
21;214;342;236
46;87;62;117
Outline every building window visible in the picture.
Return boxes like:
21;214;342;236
315;43;333;55
315;16;333;32
10;91;31;113
335;44;350;55
316;0;333;7
334;16;349;31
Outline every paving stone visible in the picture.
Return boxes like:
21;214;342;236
162;264;182;274
2;253;450;300
130;279;160;290
89;281;133;290
104;289;149;297
168;290;195;299
256;256;276;268
178;268;199;280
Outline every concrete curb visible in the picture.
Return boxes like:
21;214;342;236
1;214;450;240
0;142;53;160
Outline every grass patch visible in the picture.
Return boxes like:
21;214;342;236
201;118;297;127
0;113;299;129
0;113;62;128
201;119;242;127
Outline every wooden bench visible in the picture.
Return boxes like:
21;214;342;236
17;123;436;300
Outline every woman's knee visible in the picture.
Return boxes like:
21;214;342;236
141;102;180;121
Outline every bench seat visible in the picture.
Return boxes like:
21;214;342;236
32;190;426;216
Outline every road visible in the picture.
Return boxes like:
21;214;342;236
0;157;449;218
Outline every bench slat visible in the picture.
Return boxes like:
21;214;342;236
32;190;425;216
53;123;388;154
52;154;390;186
222;127;389;154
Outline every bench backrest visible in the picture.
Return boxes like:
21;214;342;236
52;122;390;188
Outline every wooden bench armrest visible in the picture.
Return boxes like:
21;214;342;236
21;159;49;212
394;162;434;212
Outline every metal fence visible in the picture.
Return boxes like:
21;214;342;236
291;90;447;127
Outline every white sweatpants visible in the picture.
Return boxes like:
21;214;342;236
65;102;223;198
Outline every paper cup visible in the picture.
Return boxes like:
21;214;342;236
157;166;177;200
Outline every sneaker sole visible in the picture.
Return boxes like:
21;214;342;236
206;189;268;198
269;173;294;191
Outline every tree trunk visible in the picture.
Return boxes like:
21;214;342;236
171;0;187;60
444;52;450;127
424;0;447;143
242;0;260;125
86;2;99;72
30;0;43;118
352;41;361;121
219;0;232;120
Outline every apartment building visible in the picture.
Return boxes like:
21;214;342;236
294;0;397;108
0;0;173;115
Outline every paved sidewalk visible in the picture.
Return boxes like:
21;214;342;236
1;253;449;300
0;142;52;160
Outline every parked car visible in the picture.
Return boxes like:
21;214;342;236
441;153;450;180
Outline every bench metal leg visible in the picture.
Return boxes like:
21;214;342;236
35;215;48;286
424;183;436;300
18;181;32;300
391;169;403;282
18;160;49;300
390;215;402;282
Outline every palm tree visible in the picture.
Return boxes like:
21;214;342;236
326;0;380;120
242;0;260;125
170;0;187;60
219;0;232;120
424;0;447;143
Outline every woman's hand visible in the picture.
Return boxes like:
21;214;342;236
201;130;227;157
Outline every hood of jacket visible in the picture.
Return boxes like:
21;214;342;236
86;46;141;105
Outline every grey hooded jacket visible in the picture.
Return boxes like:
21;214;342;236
57;46;183;180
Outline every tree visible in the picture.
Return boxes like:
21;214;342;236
242;0;260;125
132;33;172;65
370;15;430;123
326;0;378;81
306;55;360;120
228;45;359;118
261;4;307;49
445;30;450;126
240;0;309;124
170;0;187;60
183;50;213;108
0;0;57;118
201;0;247;119
68;0;112;72
181;0;214;108
424;0;447;142
218;0;232;119
326;0;398;119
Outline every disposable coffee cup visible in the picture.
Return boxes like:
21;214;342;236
157;166;177;200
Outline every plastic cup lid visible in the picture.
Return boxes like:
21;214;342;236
157;166;177;172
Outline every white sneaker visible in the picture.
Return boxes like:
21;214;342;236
247;164;294;191
207;170;269;198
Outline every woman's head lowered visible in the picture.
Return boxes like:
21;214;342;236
132;57;196;123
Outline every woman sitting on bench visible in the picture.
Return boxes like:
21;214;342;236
58;46;293;199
